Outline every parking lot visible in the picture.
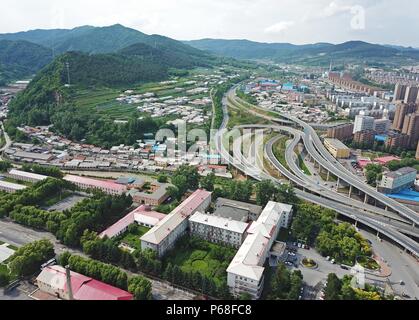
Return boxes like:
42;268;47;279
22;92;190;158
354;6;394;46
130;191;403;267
281;242;355;300
45;194;87;212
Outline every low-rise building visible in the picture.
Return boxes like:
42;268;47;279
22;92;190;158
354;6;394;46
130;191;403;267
379;167;417;194
36;265;133;300
141;189;212;258
214;198;263;222
189;212;249;248
99;205;167;239
63;175;127;195
7;169;49;183
324;138;351;159
0;180;27;193
128;182;171;206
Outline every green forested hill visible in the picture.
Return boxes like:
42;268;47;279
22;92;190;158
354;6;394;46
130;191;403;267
0;40;53;84
186;39;419;66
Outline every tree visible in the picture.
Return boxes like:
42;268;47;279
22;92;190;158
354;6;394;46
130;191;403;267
8;239;55;277
324;274;342;300
200;173;215;191
0;161;12;172
157;173;169;183
128;276;152;300
255;180;277;206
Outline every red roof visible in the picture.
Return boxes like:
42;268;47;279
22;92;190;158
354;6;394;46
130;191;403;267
74;279;133;301
64;175;127;192
39;266;133;301
374;156;400;165
172;189;212;217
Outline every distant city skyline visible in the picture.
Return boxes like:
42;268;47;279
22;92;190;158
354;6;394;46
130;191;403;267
0;0;418;48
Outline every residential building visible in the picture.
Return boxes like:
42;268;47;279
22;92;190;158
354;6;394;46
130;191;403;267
0;180;27;193
7;169;48;184
227;201;293;300
141;189;212;258
324;138;351;159
353;130;375;146
402;113;419;148
404;86;419;104
385;132;410;150
36;265;133;300
373;119;391;134
379;167;417;194
63;175;127;195
416;142;419;160
327;123;354;141
392;102;417;131
353;115;375;134
189;212;249;248
394;83;407;101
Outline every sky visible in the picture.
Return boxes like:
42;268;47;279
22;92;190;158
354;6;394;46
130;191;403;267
0;0;418;47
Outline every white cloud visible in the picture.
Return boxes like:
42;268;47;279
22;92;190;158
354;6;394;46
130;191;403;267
264;21;295;34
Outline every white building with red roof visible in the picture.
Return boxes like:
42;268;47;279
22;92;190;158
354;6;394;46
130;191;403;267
141;189;212;257
63;174;127;195
36;265;133;300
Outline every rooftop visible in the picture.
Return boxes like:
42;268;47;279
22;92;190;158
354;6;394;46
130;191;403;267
189;212;249;234
63;175;127;192
385;167;417;179
36;265;133;300
9;169;49;181
141;189;211;245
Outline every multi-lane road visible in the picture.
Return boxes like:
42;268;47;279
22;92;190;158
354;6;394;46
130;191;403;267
214;87;419;257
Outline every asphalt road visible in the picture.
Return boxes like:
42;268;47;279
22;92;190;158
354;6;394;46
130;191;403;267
0;219;194;300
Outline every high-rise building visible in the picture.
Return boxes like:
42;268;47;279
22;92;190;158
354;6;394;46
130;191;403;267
327;123;354;141
402;113;419;148
404;86;419;104
394;83;407;101
392;102;417;131
353;115;375;134
373;119;391;134
416;142;419;160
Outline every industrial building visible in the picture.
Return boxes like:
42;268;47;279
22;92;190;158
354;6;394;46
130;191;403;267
36;265;133;300
0;180;27;193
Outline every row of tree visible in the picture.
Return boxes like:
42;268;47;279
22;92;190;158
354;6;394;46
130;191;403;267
21;163;64;178
0;178;74;217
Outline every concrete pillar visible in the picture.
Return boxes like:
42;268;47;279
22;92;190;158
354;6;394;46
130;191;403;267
349;185;353;198
355;220;358;228
326;170;330;182
364;194;368;204
336;177;340;191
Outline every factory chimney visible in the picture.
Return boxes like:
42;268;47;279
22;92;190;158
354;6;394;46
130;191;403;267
65;265;74;300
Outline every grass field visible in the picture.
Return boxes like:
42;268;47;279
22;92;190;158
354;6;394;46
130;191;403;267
117;225;151;251
273;136;290;170
298;154;312;176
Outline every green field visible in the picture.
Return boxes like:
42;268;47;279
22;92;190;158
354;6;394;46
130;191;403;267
116;225;151;251
164;237;236;286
